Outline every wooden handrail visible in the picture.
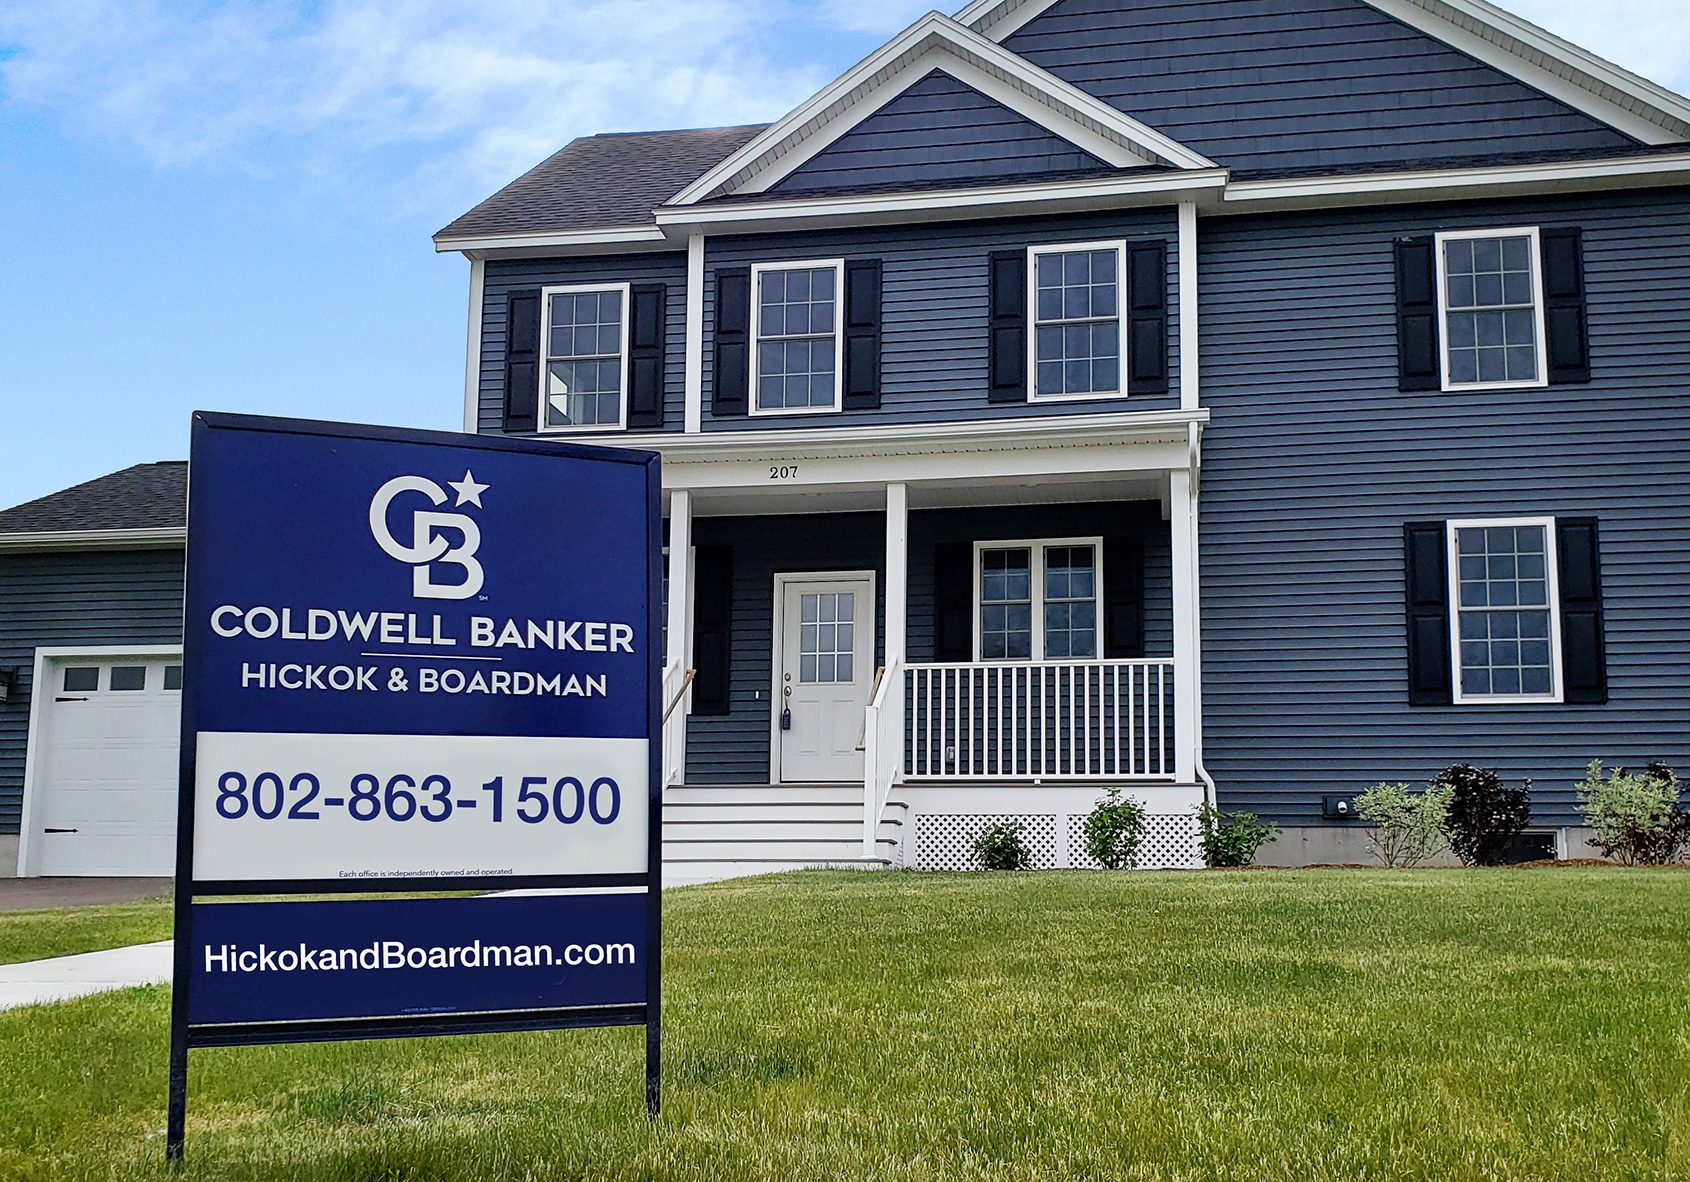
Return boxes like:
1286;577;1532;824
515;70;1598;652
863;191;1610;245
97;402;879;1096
662;668;697;723
856;666;887;751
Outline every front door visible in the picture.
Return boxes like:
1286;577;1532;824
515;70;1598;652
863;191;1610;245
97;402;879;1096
777;574;875;783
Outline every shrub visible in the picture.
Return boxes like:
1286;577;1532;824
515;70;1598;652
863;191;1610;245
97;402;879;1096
1437;764;1532;866
1356;782;1452;869
1576;761;1690;866
1083;788;1147;869
972;820;1032;871
1195;802;1280;868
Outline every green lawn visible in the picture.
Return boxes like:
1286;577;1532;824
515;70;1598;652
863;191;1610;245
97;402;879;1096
0;899;172;966
3;869;1688;1180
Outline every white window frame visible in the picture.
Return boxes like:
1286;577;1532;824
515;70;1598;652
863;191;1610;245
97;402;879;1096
748;258;846;417
1026;240;1129;404
1434;226;1550;394
1446;516;1564;706
972;537;1105;662
536;281;632;434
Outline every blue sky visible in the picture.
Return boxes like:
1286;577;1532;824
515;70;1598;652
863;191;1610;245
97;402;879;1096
2;0;1687;510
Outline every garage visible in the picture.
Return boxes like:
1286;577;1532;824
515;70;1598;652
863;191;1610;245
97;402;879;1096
22;649;182;877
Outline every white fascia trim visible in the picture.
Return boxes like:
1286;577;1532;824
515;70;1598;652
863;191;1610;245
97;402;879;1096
960;0;1690;144
0;527;186;553
1370;0;1690;144
668;12;1211;206
433;225;670;257
462;256;485;433
657;170;1228;232
582;407;1209;464
1220;151;1690;210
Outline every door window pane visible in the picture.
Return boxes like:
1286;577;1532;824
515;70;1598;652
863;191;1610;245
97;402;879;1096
163;665;184;691
798;591;856;683
109;666;147;691
63;666;99;692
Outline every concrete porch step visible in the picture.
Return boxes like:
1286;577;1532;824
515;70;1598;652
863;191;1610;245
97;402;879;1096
664;800;904;824
665;783;874;806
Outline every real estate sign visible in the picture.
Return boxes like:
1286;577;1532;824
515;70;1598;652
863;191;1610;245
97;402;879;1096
167;412;662;1157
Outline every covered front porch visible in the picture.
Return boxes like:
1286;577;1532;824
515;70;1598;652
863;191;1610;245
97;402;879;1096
650;412;1207;877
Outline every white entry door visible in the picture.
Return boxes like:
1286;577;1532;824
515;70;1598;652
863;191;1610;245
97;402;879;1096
777;574;875;783
27;654;182;876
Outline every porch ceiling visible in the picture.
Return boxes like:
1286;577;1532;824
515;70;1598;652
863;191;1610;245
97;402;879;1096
679;471;1170;518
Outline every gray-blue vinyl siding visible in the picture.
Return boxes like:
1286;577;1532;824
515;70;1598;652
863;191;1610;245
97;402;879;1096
683;502;1169;783
479;253;688;434
1005;0;1637;175
0;549;185;833
702;209;1180;430
1197;188;1690;827
772;68;1109;194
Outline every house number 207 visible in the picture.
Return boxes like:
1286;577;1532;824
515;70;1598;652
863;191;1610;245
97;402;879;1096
769;465;799;480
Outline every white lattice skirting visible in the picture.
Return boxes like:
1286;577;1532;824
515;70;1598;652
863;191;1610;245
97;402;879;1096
912;812;1202;871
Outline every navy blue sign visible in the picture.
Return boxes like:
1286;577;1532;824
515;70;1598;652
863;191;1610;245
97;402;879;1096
168;414;664;1158
188;893;646;1025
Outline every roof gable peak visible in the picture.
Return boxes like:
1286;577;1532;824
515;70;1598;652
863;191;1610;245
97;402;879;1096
665;11;1213;207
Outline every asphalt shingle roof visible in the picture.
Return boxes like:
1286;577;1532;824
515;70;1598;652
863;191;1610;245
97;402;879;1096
434;125;767;241
0;462;187;534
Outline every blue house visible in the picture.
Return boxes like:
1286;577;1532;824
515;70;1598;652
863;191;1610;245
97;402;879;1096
4;0;1688;878
431;0;1690;879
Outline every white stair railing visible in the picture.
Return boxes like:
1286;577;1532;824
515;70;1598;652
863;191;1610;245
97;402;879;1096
661;663;695;790
905;659;1174;780
861;658;904;856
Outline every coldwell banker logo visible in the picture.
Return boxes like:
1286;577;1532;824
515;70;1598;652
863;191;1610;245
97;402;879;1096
368;471;490;600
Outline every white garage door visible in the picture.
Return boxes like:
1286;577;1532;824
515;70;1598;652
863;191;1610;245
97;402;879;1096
29;654;182;877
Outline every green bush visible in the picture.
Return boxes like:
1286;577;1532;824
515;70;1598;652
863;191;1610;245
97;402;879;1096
1083;788;1147;869
1437;764;1532;866
1195;802;1280;867
1356;782;1452;869
972;820;1032;871
1576;761;1690;866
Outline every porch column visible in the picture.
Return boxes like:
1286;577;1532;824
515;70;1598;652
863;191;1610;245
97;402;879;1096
884;483;908;668
1169;471;1198;783
664;490;693;786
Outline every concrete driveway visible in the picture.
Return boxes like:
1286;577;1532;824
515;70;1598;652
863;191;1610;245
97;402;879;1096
0;878;171;913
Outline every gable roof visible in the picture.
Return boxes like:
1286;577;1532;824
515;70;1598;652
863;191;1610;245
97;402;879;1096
957;0;1690;145
667;11;1215;206
435;125;764;242
0;462;187;540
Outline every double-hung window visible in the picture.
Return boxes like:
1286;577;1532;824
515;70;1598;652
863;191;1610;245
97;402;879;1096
1435;228;1548;391
1030;242;1124;400
975;539;1102;661
751;260;843;415
1447;518;1563;704
540;283;629;431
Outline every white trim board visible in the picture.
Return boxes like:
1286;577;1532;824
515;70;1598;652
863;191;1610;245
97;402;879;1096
958;0;1690;144
16;644;183;878
668;11;1212;206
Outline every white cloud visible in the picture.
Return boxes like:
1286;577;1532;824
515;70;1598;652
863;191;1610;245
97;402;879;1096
1501;1;1690;92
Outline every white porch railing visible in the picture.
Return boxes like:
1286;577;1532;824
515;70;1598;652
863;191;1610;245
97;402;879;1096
661;663;695;789
904;659;1174;780
861;659;904;856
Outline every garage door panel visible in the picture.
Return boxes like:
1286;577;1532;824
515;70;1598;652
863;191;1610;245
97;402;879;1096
38;782;177;827
37;830;175;878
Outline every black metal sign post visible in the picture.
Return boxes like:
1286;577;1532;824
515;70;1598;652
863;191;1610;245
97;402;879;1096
165;414;663;1160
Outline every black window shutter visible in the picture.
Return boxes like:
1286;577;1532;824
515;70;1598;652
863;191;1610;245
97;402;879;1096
1125;242;1169;396
626;283;666;429
987;250;1026;403
692;544;734;716
1103;536;1146;658
712;267;751;415
502;290;541;432
843;259;883;410
1395;237;1440;392
1404;521;1452;705
933;542;973;661
1542;228;1591;385
1556;517;1607;704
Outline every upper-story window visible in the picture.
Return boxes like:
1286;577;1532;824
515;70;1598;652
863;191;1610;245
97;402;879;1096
1030;242;1125;401
541;283;629;431
975;539;1101;661
1435;228;1548;392
751;260;844;416
1447;517;1563;704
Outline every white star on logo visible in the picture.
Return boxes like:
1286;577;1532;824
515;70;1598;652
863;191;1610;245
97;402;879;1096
448;470;489;508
